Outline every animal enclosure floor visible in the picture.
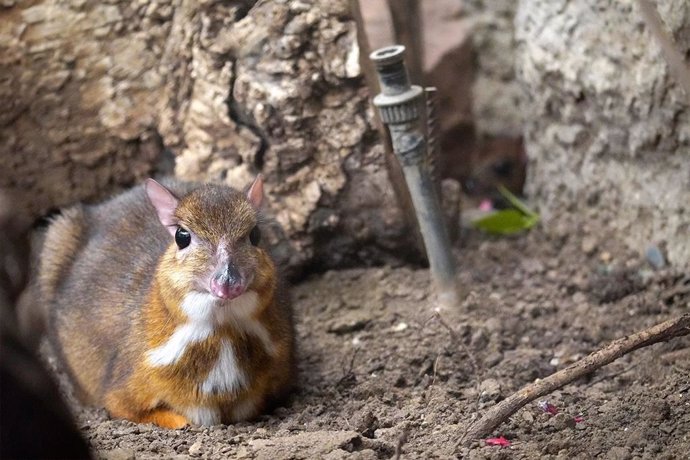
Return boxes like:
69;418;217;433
50;229;690;459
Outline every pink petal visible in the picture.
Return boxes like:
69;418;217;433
538;400;559;415
485;436;511;447
478;199;494;212
574;416;585;423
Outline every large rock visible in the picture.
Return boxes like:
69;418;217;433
516;0;690;268
0;0;418;276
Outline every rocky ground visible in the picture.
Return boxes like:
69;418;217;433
46;227;690;459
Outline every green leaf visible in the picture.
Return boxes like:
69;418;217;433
497;185;538;219
472;209;539;235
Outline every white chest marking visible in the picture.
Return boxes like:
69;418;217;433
147;322;213;367
201;338;247;395
147;290;275;368
181;291;217;322
184;406;221;426
213;291;260;323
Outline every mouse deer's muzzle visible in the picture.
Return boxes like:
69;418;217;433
210;261;245;300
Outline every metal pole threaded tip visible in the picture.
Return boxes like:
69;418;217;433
370;45;411;97
370;45;406;66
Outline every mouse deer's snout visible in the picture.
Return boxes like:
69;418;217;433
210;260;244;300
208;242;251;300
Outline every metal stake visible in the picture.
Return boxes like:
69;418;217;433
370;45;458;308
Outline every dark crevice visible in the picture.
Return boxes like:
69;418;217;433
226;60;269;171
232;0;256;21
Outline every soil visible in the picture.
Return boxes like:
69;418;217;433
45;228;690;459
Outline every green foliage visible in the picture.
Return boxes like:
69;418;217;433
472;186;539;235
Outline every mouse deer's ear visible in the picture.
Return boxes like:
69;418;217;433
246;174;264;210
145;179;179;230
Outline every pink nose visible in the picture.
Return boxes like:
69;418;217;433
210;278;244;300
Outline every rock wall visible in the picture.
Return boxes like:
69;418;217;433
0;0;418;276
516;0;690;268
465;0;524;138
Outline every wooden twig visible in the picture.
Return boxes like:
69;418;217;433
637;0;690;101
460;314;690;445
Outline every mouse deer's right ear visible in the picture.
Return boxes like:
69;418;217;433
145;179;179;230
246;174;264;210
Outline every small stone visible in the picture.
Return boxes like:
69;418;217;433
605;446;631;460
549;412;576;431
646;399;671;422
392;322;408;332
522;258;545;274
353;410;378;438
99;448;135;460
485;352;503;367
188;441;203;457
581;236;597;255
479;378;501;402
470;328;488;349
327;316;370;334
645;244;666;269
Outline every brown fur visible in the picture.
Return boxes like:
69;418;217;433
39;179;295;428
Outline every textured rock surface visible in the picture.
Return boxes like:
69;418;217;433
465;0;524;138
516;0;690;268
0;0;417;276
0;1;168;214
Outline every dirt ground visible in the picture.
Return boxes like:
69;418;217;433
45;227;690;459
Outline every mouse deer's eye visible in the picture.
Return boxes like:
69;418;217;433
249;225;261;246
175;227;191;249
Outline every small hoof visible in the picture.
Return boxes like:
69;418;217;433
142;409;190;429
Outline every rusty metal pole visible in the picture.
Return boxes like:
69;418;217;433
370;45;458;308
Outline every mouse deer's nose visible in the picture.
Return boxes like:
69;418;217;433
210;262;244;300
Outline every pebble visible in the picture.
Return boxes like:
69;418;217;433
188;440;203;456
645;244;665;269
392;322;408;332
581;236;597;255
99;448;135;460
479;378;501;402
522;258;545;274
549;412;576;431
605;445;631;460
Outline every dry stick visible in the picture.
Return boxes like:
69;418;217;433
637;0;690;100
460;314;690;446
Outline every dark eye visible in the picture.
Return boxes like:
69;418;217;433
249;226;261;246
175;227;191;249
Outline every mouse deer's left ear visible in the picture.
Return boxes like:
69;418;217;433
246;174;264;210
145;179;179;232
